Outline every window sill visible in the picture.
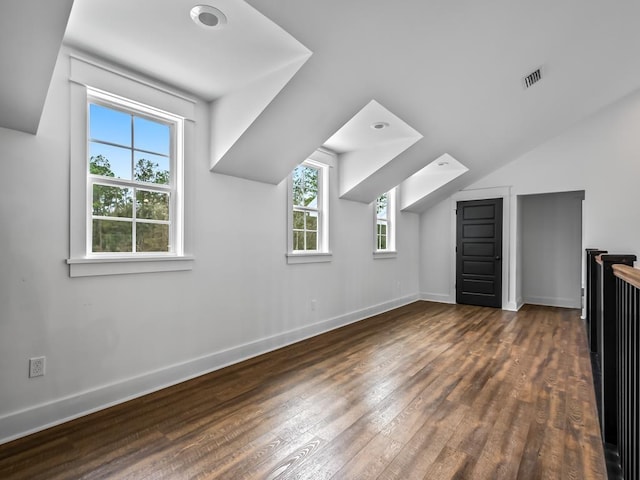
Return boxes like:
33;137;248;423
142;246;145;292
373;250;398;259
67;255;194;277
286;252;333;265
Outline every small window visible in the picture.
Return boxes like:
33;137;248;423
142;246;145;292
87;89;183;255
287;157;331;263
292;163;320;251
375;188;396;255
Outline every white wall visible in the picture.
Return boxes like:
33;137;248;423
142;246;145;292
420;87;640;307
0;52;420;443
520;192;583;309
419;198;453;303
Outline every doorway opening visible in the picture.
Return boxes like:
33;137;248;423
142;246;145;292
518;191;584;309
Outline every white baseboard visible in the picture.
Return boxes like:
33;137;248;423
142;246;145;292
503;297;525;311
0;294;419;445
522;295;581;309
504;301;518;312
421;292;525;312
420;292;455;304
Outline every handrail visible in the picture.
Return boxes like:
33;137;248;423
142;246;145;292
613;263;640;290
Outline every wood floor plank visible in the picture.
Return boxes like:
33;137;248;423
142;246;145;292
0;302;606;479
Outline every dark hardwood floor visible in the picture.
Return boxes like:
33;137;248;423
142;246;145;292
0;301;606;479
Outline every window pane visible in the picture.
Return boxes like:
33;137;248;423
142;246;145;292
380;235;387;250
377;193;388;219
292;167;305;207
293;210;304;229
293;230;305;250
134;153;170;184
89;142;132;180
137;223;169;252
134;116;170;155
136;190;169;221
92;219;132;252
89;104;131;147
92;185;132;217
292;165;318;207
305;232;317;250
306;212;317;231
303;167;318;207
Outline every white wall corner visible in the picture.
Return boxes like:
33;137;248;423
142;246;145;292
420;292;455;304
504;300;520;312
522;296;581;309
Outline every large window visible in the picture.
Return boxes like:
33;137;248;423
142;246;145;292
87;89;183;254
287;157;331;263
375;188;396;254
68;55;195;277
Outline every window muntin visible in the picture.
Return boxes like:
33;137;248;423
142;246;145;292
87;90;182;255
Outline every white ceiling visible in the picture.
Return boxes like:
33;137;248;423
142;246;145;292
0;0;74;133
3;0;640;210
63;0;311;101
241;0;640;207
324;100;422;155
400;154;469;211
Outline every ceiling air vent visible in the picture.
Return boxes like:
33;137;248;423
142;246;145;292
522;68;542;89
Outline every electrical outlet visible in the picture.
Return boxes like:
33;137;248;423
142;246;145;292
29;357;46;378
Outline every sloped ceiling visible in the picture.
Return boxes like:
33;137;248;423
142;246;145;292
3;1;640;211
0;0;74;134
243;0;640;207
400;154;469;212
64;0;310;102
324;100;422;202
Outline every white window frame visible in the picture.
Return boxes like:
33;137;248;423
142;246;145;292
374;187;397;259
86;88;182;256
67;54;195;277
286;157;331;264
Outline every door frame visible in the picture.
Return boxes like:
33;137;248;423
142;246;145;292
456;197;503;308
449;187;513;310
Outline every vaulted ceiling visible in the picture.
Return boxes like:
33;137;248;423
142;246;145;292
0;0;74;134
3;0;640;211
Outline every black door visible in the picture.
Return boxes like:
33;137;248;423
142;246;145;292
456;198;503;308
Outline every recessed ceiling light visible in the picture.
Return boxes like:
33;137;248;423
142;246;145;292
190;5;227;29
437;161;449;166
370;122;389;130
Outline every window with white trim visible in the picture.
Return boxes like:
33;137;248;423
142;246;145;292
375;188;396;254
87;89;183;255
287;157;331;263
67;54;195;277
